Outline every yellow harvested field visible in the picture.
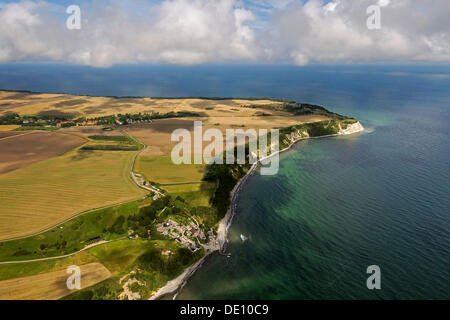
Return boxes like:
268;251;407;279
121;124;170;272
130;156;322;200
0;263;111;300
0;90;289;118
0;125;20;131
0;150;146;240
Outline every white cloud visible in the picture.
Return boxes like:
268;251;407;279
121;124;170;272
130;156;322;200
0;0;449;66
0;0;257;66
266;0;450;65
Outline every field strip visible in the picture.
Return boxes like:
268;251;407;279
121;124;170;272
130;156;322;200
0;237;126;265
0;131;35;141
160;181;204;186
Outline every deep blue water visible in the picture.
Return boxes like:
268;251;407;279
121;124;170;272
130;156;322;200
1;63;449;299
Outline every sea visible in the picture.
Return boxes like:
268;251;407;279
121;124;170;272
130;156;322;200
1;63;449;299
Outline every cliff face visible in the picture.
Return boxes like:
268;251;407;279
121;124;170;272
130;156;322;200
280;120;364;149
338;121;364;135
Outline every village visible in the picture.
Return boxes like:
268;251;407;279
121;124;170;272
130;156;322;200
19;115;153;128
0;110;200;129
156;218;220;253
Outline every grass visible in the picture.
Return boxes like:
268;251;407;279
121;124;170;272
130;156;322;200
0;250;97;282
0;239;150;282
135;155;206;184
0;239;158;300
65;239;204;300
88;239;154;276
0;201;148;262
163;182;216;207
0;149;146;240
81;135;141;151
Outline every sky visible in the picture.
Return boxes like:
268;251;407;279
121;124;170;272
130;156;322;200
0;0;449;67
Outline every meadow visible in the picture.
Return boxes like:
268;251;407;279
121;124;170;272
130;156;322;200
162;182;216;207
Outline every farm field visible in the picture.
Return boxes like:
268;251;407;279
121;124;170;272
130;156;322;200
0;125;20;131
135;155;206;184
0;262;111;300
0;90;291;118
0;131;85;174
0;149;146;241
0;201;149;262
81;135;141;151
0;239;152;282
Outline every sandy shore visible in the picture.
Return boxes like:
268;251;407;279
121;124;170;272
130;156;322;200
149;121;364;300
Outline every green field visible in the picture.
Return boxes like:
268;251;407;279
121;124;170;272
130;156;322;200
135;155;206;184
0;149;146;240
162;182;216;207
0;201;150;262
64;239;204;300
81;135;141;151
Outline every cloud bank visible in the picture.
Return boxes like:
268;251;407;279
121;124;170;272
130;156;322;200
0;0;449;67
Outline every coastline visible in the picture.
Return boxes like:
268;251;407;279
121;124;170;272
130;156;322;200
149;121;364;300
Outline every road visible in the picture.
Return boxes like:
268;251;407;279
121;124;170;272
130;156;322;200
0;238;126;265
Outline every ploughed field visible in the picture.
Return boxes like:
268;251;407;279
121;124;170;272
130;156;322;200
0;131;84;174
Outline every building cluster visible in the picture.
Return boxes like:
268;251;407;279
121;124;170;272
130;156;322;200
156;219;206;253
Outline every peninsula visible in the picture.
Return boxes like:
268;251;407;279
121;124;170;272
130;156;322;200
0;90;363;300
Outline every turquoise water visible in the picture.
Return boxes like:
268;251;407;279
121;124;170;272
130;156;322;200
175;66;450;299
1;64;449;299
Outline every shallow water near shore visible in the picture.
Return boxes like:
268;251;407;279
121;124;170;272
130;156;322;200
1;64;449;299
174;66;450;299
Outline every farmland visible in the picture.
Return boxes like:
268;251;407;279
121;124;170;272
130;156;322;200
135;156;206;184
0;149;146;240
0;131;84;174
0;201;148;262
0;90;288;118
0;125;20;131
81;135;141;151
0;263;111;300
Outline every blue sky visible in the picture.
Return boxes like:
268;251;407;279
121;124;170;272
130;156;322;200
0;0;449;67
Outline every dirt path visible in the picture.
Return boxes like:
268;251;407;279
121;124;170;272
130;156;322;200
0;238;126;265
